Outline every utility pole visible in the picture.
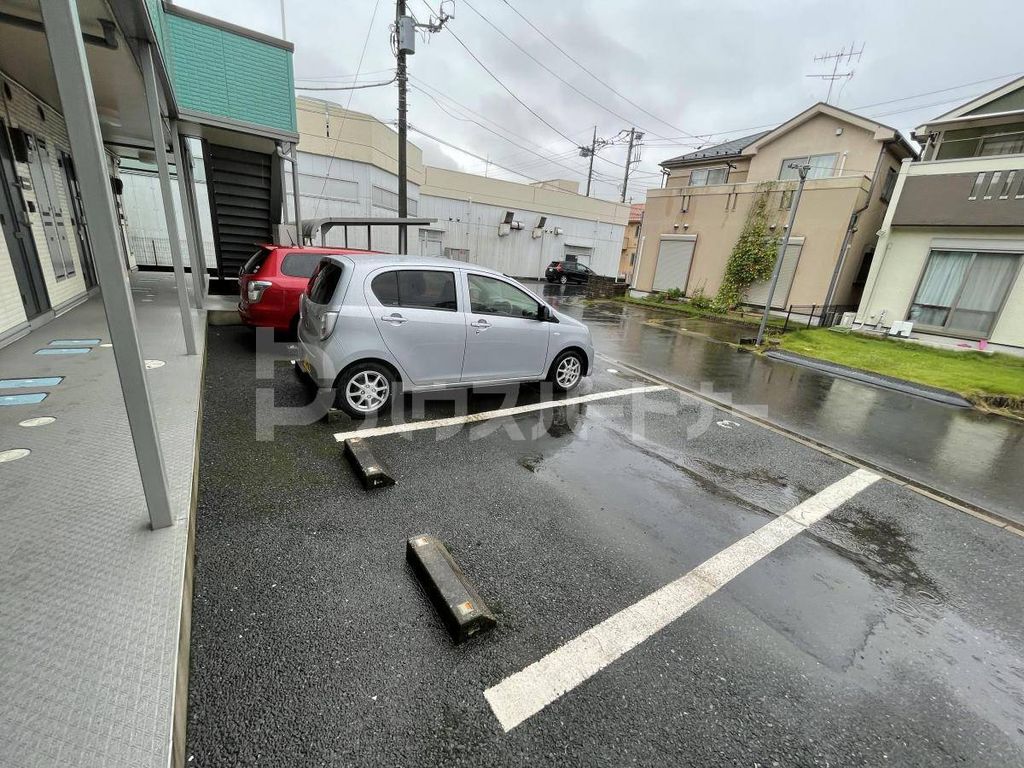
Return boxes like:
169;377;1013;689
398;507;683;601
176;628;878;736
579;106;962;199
807;42;864;104
579;126;613;197
396;0;409;253
395;0;452;253
621;127;643;203
756;163;810;347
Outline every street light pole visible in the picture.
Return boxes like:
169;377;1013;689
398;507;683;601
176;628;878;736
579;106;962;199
755;163;810;346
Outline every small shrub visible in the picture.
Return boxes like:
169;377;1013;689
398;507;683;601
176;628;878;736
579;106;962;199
688;286;717;313
662;287;684;301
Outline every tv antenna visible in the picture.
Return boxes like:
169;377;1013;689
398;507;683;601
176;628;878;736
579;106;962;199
807;43;865;104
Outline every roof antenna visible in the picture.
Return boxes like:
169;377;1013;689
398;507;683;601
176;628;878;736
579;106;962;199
806;42;865;104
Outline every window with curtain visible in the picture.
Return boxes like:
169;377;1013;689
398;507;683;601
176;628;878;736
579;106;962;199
909;249;1020;335
779;153;838;180
689;167;729;186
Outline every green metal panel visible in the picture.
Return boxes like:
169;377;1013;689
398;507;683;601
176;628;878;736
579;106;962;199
161;13;296;135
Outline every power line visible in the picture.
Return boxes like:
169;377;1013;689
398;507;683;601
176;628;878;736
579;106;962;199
460;0;697;146
422;3;580;147
309;0;383;221
498;0;706;143
641;69;1024;147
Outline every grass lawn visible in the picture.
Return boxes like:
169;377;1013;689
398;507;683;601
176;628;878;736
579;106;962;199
613;295;787;329
779;329;1024;402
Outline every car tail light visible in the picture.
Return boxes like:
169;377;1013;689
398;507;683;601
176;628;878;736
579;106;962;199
319;310;339;340
247;280;272;303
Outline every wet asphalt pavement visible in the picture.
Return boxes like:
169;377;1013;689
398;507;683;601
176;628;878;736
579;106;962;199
186;323;1024;767
527;282;1024;525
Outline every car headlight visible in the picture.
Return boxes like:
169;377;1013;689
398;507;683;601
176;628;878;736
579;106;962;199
247;280;272;303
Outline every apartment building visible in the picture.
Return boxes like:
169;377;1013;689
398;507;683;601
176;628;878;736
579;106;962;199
635;103;916;311
618;203;644;282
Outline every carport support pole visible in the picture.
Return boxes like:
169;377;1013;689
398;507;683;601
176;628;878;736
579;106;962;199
170;125;205;309
755;163;809;347
141;42;197;356
40;0;174;530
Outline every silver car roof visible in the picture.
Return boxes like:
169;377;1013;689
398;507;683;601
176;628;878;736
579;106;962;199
321;251;506;277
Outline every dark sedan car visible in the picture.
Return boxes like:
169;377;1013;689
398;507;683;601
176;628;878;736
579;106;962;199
545;260;594;284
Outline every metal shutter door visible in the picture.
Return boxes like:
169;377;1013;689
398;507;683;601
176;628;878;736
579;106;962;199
652;236;696;292
744;240;803;308
205;144;273;278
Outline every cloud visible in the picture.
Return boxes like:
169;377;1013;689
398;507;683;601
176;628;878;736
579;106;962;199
180;0;1024;201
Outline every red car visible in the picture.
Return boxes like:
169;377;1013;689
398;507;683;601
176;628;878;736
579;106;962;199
238;245;369;337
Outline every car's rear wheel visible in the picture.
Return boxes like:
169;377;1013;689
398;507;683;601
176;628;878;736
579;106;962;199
559;275;568;285
549;350;584;393
335;362;396;419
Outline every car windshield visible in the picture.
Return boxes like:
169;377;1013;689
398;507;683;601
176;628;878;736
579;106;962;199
240;248;271;275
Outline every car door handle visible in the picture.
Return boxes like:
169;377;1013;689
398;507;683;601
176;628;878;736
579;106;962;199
470;319;491;330
381;313;407;325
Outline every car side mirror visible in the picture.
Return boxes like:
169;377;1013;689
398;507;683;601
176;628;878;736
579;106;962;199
538;305;557;323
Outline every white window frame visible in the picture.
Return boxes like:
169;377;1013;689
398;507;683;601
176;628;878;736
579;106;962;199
778;153;838;180
689;166;729;187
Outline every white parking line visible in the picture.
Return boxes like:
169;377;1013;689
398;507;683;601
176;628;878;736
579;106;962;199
332;385;667;442
483;468;881;732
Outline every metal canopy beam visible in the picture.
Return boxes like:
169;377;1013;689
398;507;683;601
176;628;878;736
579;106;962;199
40;0;173;529
141;41;197;355
170;123;205;308
303;216;435;249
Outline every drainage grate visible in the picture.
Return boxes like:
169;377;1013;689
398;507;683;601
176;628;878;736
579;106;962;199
35;348;91;355
0;377;63;389
0;393;47;406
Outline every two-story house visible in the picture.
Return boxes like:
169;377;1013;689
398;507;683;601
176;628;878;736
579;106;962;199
633;103;916;312
618;203;644;282
856;76;1024;351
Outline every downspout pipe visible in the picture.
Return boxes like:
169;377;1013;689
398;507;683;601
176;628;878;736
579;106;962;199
822;146;887;309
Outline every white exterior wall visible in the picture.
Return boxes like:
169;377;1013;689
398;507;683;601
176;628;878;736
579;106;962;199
1;72;86;317
858;156;1024;350
417;195;625;279
0;216;27;339
120;162;216;270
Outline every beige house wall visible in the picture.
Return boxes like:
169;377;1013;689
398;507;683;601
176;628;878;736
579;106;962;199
618;220;641;278
635;176;870;305
420;166;630;224
746;112;882;181
296;97;425;185
665;157;751;188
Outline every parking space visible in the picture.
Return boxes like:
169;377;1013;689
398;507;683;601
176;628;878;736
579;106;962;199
186;325;1024;767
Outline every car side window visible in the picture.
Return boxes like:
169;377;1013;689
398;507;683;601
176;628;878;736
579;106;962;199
468;274;541;319
281;252;323;278
371;272;400;306
308;262;344;304
371;269;457;311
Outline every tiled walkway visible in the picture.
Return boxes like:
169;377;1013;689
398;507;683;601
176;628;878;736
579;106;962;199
0;274;203;768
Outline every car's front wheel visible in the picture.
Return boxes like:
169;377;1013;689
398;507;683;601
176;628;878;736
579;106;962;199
549;350;584;393
559;275;568;285
335;362;396;418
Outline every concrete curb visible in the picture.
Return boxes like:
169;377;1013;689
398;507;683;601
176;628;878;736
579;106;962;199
600;354;1024;536
765;349;972;408
406;535;496;644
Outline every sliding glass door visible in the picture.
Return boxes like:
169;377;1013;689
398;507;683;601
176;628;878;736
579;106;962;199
909;249;1020;336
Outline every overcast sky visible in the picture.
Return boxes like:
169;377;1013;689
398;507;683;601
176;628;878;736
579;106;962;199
179;0;1024;201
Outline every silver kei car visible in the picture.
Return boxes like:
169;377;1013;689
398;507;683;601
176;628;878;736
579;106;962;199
297;253;594;418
